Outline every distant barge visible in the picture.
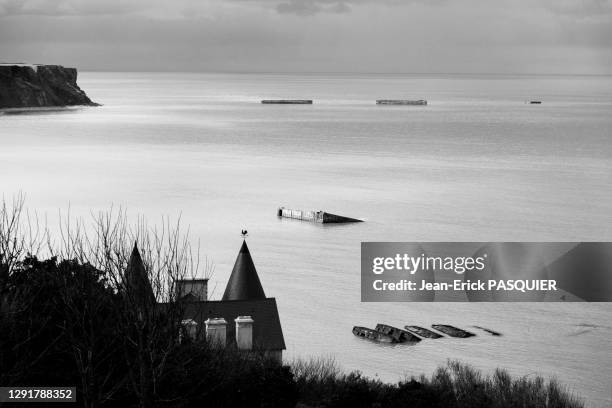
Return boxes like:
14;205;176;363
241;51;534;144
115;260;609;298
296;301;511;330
376;99;427;105
261;100;313;104
277;207;362;224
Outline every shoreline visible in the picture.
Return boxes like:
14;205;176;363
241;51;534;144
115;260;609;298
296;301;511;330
0;105;95;114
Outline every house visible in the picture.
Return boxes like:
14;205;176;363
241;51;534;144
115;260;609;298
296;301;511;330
125;239;286;362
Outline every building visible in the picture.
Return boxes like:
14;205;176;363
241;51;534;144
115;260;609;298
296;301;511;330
126;239;286;362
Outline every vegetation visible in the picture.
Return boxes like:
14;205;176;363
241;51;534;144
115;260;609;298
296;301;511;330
0;254;296;407
290;357;584;408
0;196;585;407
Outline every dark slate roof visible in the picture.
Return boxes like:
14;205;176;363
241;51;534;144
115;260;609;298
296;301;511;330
124;243;155;303
222;240;266;301
184;298;285;350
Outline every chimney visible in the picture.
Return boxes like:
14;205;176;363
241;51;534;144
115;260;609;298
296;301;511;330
205;318;227;348
181;319;198;341
176;279;208;302
235;316;254;351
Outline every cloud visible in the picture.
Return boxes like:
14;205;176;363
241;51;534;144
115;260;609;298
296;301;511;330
0;0;610;74
0;0;432;18
0;0;149;17
545;0;612;18
269;0;439;16
275;1;350;15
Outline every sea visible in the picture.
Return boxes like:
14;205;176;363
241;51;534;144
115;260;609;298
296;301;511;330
1;72;611;406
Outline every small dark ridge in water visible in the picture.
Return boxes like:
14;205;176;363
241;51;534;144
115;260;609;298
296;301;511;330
473;326;502;336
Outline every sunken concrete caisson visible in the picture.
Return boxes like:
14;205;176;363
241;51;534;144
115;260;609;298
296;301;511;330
431;324;475;338
375;323;421;343
277;207;362;224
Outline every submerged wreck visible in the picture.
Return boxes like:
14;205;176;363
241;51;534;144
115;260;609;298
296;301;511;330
376;99;427;106
431;324;475;338
261;100;313;104
352;326;395;343
355;323;481;345
375;324;421;343
404;325;444;339
473;326;502;336
277;207;362;224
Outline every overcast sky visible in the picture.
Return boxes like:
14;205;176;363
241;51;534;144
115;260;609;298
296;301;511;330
1;0;611;74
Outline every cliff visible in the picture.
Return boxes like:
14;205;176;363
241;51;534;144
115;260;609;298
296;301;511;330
0;64;98;109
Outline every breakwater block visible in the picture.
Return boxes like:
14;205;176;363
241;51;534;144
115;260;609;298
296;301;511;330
353;326;396;343
375;323;421;343
431;324;475;338
261;100;313;104
376;99;427;105
277;207;363;224
404;325;444;339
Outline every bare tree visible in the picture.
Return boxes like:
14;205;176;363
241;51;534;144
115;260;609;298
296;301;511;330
1;196;212;408
0;193;49;273
57;207;209;408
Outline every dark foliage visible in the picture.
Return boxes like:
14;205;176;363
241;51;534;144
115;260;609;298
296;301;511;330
0;256;297;408
291;358;584;408
0;256;585;408
0;256;126;405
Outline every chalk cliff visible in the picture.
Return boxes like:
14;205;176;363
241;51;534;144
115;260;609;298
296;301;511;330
0;64;97;108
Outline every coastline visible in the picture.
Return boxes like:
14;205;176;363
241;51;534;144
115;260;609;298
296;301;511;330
0;105;95;114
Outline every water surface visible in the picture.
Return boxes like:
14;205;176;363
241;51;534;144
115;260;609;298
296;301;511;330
1;72;611;406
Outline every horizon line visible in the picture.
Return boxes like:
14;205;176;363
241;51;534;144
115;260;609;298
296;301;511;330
74;69;612;77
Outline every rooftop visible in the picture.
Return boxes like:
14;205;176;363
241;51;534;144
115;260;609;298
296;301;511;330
222;240;266;301
183;298;285;350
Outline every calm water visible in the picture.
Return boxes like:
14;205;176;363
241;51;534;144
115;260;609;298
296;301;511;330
1;73;611;406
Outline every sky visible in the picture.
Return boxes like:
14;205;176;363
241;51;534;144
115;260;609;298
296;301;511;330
0;0;611;74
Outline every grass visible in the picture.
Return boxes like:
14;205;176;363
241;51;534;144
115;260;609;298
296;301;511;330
290;358;585;408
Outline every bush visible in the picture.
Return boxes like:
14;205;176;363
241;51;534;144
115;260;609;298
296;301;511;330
290;358;585;408
157;344;298;408
0;255;298;408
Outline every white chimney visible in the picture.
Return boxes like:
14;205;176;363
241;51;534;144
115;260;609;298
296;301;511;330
235;316;254;351
205;317;227;348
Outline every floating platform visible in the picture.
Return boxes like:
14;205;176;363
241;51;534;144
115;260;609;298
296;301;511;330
353;326;396;343
473;326;501;336
376;99;427;105
431;324;475;338
404;325;444;339
375;323;421;343
261;100;313;104
277;207;362;224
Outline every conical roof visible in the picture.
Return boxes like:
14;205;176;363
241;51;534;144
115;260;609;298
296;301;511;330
222;240;266;301
125;242;155;304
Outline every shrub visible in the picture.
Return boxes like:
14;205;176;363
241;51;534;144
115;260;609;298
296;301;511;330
290;358;585;408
